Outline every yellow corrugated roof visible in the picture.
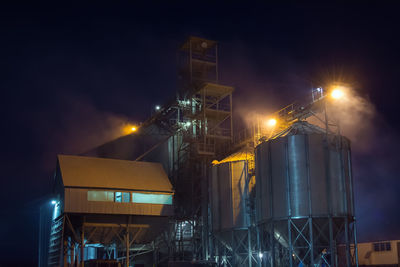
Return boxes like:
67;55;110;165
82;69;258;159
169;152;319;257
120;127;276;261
212;147;254;165
57;155;173;193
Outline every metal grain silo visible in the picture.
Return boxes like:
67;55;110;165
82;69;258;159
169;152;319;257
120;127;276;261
255;122;357;267
210;147;258;266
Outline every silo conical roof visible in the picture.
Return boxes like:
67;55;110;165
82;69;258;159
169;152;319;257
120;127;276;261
274;121;326;138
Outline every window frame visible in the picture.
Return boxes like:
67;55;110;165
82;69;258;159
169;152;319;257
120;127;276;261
87;190;115;202
373;242;392;252
115;191;131;203
131;192;173;205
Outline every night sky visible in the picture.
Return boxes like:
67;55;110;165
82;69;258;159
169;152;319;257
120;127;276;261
1;2;400;265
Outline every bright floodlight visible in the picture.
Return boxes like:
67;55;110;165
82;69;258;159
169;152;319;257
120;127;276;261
131;126;137;132
258;252;263;259
51;200;57;205
155;105;161;111
267;118;277;127
331;88;344;99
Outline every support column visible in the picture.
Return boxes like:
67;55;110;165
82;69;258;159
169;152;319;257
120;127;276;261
76;242;79;267
63;239;68;267
248;228;252;267
126;230;130;267
328;217;334;266
71;242;75;266
81;226;85;267
345;217;351;267
256;226;261;267
202;159;209;260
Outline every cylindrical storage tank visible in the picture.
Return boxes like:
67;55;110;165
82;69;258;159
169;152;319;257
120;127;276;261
211;159;252;232
210;148;257;267
256;131;354;222
255;122;356;266
211;147;256;231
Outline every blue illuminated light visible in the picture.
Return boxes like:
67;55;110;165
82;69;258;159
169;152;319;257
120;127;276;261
51;200;57;205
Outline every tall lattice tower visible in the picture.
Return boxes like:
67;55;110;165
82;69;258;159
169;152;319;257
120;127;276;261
170;36;234;261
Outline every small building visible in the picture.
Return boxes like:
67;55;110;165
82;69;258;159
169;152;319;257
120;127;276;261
40;155;174;267
356;239;400;266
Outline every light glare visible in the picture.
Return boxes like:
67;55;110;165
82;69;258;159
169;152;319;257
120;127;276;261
123;124;139;135
51;200;56;205
267;118;277;127
331;88;344;99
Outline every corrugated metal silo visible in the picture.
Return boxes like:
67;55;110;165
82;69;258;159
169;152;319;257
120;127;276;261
210;147;257;266
211;160;250;231
255;121;356;267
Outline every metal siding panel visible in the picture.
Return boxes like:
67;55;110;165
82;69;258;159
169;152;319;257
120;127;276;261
211;166;220;231
231;162;239;227
219;163;232;229
340;138;354;216
308;134;329;215
258;143;271;222
64;188;70;213
231;161;248;228
228;163;234;229
67;188;86;213
264;143;272;221
288;135;309;217
329;148;345;215
342;146;353;216
255;142;274;223
270;138;288;218
255;146;262;222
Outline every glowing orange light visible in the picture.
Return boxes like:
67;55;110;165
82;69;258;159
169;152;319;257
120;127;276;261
267;118;277;127
122;124;139;135
331;87;345;99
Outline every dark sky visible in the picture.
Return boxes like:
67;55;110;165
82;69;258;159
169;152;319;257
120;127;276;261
1;2;400;265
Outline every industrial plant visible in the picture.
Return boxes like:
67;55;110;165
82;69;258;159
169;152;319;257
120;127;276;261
39;36;358;267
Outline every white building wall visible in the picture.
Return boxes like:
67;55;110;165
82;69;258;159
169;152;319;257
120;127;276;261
357;240;399;265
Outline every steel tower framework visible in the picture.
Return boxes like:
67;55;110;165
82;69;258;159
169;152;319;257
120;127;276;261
140;37;234;263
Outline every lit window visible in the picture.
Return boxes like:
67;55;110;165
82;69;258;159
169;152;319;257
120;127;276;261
132;192;173;205
122;192;130;203
115;192;131;203
115;192;122;202
88;191;114;202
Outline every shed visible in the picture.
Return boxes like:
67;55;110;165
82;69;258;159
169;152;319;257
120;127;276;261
55;155;174;216
47;155;175;264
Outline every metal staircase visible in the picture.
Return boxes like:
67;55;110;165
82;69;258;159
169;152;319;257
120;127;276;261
48;216;64;267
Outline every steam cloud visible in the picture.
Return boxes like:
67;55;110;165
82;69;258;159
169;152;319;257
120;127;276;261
31;93;134;172
307;88;377;151
234;83;400;241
